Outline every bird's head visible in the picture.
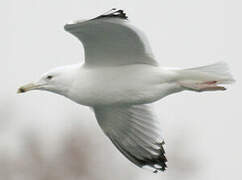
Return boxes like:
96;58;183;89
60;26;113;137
17;65;78;95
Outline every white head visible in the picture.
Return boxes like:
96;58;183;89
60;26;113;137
18;65;79;96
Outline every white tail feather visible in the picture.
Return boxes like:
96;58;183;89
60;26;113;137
177;62;235;91
185;61;235;83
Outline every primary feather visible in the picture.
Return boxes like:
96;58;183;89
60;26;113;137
94;104;167;172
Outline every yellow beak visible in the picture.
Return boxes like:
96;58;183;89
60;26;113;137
17;83;39;93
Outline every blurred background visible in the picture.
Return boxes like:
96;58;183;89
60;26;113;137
1;0;241;179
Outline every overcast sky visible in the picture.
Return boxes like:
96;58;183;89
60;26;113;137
1;0;242;179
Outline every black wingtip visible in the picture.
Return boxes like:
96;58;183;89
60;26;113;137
94;8;128;20
148;141;168;173
64;8;128;31
136;141;168;173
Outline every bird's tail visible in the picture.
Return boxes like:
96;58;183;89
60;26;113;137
177;62;235;92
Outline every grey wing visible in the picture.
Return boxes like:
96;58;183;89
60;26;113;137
64;9;158;67
94;104;167;173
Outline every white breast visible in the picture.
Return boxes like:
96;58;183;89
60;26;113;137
66;64;181;106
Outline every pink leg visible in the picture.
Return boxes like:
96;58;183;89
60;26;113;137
180;81;226;91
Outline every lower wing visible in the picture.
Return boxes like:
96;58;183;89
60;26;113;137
93;104;167;173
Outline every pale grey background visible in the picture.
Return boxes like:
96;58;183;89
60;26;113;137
0;0;241;179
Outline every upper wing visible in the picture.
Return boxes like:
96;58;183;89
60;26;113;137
64;9;158;67
94;104;167;173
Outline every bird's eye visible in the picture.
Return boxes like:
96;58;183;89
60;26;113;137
46;75;53;80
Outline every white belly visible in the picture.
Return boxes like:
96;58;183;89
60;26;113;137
67;64;181;106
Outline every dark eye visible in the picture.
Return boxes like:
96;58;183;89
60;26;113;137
46;75;53;80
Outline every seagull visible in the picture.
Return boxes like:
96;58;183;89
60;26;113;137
18;9;234;173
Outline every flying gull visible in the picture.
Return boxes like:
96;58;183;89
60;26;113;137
18;9;234;173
